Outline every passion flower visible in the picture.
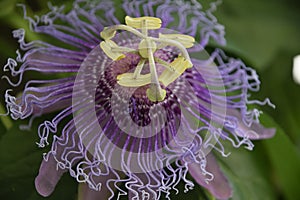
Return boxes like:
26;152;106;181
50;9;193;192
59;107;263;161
2;1;275;199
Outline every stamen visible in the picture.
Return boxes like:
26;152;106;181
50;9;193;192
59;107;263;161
100;40;125;61
125;16;162;30
146;38;166;102
158;56;193;87
101;24;146;40
117;73;151;87
99;16;195;102
146;85;167;102
117;57;148;87
111;46;137;53
159;33;195;48
138;39;157;58
141;19;148;36
133;59;146;79
150;37;192;61
100;27;116;40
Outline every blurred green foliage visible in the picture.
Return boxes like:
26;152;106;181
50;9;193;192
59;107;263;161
0;0;299;200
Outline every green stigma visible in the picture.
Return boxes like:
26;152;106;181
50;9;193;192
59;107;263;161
100;16;194;102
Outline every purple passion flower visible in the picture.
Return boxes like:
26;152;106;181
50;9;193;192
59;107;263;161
2;0;275;199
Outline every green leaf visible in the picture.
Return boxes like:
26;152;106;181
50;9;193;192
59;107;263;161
215;141;276;200
161;178;214;200
0;123;42;199
0;103;13;131
257;50;300;143
215;0;300;69
0;0;20;18
0;123;77;200
260;113;300;200
215;112;300;200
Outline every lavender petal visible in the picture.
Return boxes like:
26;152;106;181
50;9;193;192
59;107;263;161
186;154;232;200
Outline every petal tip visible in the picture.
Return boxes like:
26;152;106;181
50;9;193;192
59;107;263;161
35;175;55;197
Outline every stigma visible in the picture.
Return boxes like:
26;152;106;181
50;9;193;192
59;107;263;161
100;16;194;102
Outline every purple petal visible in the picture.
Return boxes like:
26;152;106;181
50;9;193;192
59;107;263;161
127;172;161;200
78;184;103;200
78;172;117;200
187;154;232;200
35;120;82;197
227;109;276;140
35;154;66;197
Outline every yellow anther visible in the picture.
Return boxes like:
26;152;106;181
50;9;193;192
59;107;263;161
146;86;167;102
138;39;157;58
159;33;195;48
117;73;151;87
100;27;116;40
158;56;193;86
100;40;125;61
125;16;162;30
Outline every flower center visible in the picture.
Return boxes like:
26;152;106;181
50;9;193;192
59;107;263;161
100;16;194;102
